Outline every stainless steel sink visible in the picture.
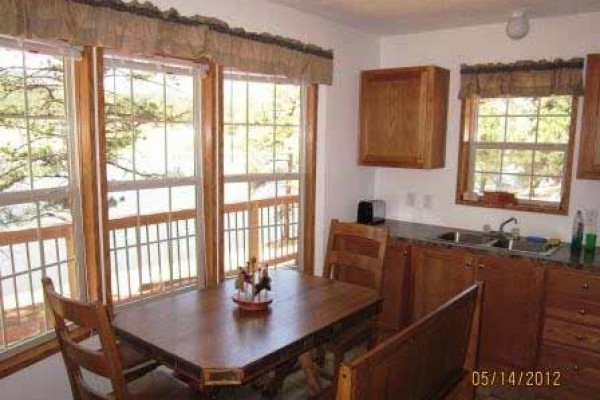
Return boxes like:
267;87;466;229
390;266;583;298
435;230;560;256
492;239;559;256
436;231;496;246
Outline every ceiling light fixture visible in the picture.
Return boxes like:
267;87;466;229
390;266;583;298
506;10;529;40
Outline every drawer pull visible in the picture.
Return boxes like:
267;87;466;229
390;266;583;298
578;309;587;315
465;262;472;268
581;283;589;291
575;334;587;342
403;250;408;256
478;264;485;269
573;365;580;372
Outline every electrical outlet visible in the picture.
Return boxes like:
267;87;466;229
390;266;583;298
407;192;416;207
424;194;433;209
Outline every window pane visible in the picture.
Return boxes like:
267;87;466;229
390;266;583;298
534;151;565;176
538;116;571;144
476;116;505;142
166;74;193;122
223;79;247;124
134;123;166;179
502;150;533;174
0;119;31;192
508;97;538;115
474;149;502;173
277;180;299;197
223;125;247;176
30;119;69;189
25;52;65;117
275;126;300;173
248;82;274;124
106;123;134;181
540;96;572;115
139;188;169;215
501;174;531;200
108;190;138;219
473;172;500;193
531;177;562;202
171;185;196;212
251;180;276;201
167;123;195;177
276;84;301;125
477;98;506;115
248;126;274;173
224;182;249;204
506;117;536;143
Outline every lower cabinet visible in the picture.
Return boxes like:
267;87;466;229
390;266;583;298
379;240;411;332
410;246;474;321
475;255;544;369
535;267;600;400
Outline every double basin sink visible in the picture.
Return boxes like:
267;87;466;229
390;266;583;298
434;231;559;256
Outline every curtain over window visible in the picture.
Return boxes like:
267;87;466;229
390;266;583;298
0;0;334;85
459;58;584;99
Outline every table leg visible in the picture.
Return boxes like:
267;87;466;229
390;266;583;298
298;352;323;396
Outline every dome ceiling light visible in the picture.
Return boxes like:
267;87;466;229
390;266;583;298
506;10;530;40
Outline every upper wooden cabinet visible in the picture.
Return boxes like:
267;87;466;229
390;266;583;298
578;54;600;179
359;66;450;168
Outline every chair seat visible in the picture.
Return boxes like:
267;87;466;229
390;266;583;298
110;370;199;400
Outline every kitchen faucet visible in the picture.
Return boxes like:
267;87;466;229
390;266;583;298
499;217;518;238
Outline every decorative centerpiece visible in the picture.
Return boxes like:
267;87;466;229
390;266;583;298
232;257;272;311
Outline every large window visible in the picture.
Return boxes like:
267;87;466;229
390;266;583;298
222;71;303;275
0;40;84;351
103;55;203;304
458;95;577;213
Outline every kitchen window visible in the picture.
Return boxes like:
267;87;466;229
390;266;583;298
457;95;577;213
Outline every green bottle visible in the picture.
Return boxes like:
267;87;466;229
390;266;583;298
571;210;584;255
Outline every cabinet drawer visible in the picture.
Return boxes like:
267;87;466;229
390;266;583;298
547;269;600;302
545;294;600;328
537;342;600;394
544;318;600;353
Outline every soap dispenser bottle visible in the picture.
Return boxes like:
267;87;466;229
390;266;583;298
571;210;584;255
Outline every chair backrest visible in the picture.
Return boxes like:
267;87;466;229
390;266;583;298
335;282;483;400
323;219;388;292
42;277;132;400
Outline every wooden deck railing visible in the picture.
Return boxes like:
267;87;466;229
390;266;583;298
0;195;299;349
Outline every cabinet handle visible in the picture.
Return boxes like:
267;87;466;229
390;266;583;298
578;309;587;315
403;250;408;257
478;264;485;269
465;262;472;268
581;283;589;291
573;365;580;372
575;334;587;342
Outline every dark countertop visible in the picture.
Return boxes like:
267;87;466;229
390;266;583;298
384;219;600;274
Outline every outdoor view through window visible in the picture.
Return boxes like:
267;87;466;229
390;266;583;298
223;71;303;274
469;96;574;205
0;43;83;350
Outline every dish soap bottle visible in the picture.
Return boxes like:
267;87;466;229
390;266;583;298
571;210;584;255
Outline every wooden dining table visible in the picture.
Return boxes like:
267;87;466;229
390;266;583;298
112;268;381;395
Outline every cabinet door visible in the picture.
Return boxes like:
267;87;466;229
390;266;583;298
578;54;600;179
475;256;544;369
359;68;427;167
410;246;474;321
379;241;411;332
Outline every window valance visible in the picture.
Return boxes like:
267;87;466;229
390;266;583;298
459;58;584;99
0;0;334;85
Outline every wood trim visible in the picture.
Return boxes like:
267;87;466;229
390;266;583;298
577;54;600;179
303;84;318;276
0;328;91;379
75;47;103;302
455;96;577;215
202;62;220;287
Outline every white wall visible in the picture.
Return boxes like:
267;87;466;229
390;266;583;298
376;12;600;241
151;0;379;274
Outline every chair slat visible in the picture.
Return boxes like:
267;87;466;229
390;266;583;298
326;251;380;273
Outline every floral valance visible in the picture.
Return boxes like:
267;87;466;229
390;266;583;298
459;58;584;99
0;0;334;85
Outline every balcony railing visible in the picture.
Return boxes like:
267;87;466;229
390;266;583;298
0;195;299;350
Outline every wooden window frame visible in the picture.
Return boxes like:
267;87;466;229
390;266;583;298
456;96;578;215
0;56;319;377
215;76;318;281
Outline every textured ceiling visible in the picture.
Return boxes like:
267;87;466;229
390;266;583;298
265;0;600;34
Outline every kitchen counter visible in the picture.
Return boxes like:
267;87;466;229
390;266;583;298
384;219;600;273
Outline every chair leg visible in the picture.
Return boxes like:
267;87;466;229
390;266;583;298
331;350;344;391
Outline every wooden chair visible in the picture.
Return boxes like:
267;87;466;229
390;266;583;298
334;283;483;400
320;219;388;385
42;277;198;400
